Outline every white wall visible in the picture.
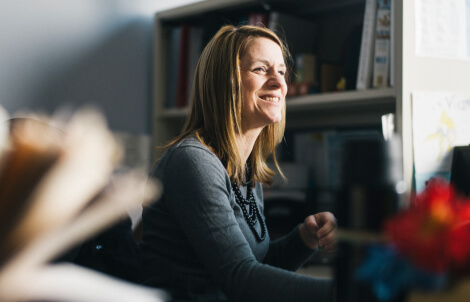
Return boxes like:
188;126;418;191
0;0;204;134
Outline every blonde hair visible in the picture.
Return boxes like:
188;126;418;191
163;24;291;185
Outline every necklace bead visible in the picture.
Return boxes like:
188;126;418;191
232;182;267;242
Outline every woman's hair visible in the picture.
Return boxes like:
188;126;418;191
163;24;291;185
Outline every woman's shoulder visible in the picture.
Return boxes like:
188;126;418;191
169;135;215;159
156;136;223;173
174;135;207;149
153;135;229;186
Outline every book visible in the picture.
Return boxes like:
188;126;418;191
294;131;330;188
372;0;392;88
320;63;344;93
389;0;394;87
0;108;166;302
295;53;318;87
248;12;269;27
294;129;382;190
176;24;189;108
356;0;377;90
165;26;181;108
186;25;204;108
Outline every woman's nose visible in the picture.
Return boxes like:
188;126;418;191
268;72;286;87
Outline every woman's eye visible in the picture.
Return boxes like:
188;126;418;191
253;67;266;73
278;70;286;76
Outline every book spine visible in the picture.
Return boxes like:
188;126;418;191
248;12;269;27
356;0;377;90
372;0;391;89
389;0;394;87
176;24;189;108
186;26;204;107
165;27;181;108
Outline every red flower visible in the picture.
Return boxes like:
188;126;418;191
385;178;470;273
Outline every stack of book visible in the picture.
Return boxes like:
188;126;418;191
356;0;392;90
165;24;204;109
163;10;319;108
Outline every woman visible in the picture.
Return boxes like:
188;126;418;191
140;24;337;302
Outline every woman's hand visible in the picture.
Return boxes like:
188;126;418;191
299;212;337;252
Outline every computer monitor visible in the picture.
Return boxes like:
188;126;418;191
450;146;470;197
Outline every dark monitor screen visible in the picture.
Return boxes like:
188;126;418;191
450;146;470;197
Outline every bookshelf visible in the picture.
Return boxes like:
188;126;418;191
152;0;392;151
151;0;470;195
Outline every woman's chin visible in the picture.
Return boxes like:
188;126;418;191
265;118;282;126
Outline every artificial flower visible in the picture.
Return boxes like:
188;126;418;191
385;178;470;273
357;245;447;301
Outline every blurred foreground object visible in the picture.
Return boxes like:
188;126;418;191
335;137;404;302
0;107;166;302
358;178;470;302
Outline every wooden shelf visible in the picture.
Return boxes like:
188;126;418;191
157;88;395;119
157;0;261;21
157;107;189;119
286;88;395;111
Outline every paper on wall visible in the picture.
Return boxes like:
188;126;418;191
412;91;470;192
415;0;469;60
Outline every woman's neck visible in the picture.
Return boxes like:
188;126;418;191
235;128;261;165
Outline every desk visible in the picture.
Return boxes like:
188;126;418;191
296;265;333;280
297;265;470;302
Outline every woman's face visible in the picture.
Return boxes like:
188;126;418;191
239;37;287;132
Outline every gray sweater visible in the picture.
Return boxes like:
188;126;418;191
140;136;334;302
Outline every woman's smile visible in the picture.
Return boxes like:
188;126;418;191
258;95;282;103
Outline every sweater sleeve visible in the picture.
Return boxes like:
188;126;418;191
264;224;318;271
162;146;334;302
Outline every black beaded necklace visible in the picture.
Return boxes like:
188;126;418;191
232;178;267;242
